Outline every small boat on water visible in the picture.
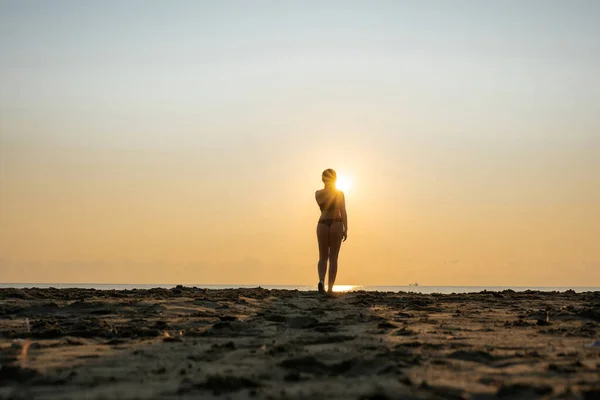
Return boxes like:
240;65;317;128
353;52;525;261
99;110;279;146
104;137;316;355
408;282;419;287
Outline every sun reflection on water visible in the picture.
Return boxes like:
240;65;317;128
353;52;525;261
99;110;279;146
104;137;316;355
332;285;361;292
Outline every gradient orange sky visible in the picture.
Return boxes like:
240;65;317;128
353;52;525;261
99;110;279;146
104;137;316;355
1;1;599;286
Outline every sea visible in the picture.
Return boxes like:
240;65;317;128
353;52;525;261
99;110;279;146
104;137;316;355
0;283;598;294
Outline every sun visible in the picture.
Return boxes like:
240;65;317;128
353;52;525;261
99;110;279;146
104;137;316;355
335;174;353;192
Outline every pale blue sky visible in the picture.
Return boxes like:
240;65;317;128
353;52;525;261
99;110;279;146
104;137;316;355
2;1;599;140
1;1;599;285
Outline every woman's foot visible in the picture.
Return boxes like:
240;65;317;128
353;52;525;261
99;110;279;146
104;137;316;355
318;281;325;293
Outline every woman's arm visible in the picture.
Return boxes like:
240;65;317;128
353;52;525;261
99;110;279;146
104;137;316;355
340;191;348;241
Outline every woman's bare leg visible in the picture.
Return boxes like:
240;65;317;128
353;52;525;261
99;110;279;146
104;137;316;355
316;224;330;287
327;222;344;292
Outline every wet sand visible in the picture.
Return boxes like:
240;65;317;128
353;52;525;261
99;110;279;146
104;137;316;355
1;287;599;399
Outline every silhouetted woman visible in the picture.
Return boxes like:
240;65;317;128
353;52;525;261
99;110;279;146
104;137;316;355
315;169;348;293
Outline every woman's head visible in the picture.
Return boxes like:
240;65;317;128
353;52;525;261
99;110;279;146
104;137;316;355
322;168;337;185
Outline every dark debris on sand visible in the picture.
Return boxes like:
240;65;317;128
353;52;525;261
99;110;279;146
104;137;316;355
1;287;599;400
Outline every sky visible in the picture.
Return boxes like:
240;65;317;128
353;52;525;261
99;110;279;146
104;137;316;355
1;0;599;286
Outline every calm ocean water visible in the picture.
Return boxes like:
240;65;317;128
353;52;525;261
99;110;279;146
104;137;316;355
0;283;598;294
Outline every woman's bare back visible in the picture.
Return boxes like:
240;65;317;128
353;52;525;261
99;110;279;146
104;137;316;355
315;188;342;220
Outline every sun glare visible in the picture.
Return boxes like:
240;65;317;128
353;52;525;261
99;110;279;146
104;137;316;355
332;285;359;292
335;175;354;192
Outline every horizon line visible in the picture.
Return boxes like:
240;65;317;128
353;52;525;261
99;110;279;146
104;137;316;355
1;282;598;288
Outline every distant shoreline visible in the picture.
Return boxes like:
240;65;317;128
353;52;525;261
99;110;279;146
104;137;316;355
1;284;599;295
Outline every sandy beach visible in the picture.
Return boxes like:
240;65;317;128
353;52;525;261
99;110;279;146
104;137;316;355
0;287;599;399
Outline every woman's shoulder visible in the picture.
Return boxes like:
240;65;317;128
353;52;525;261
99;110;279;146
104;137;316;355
315;189;344;196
